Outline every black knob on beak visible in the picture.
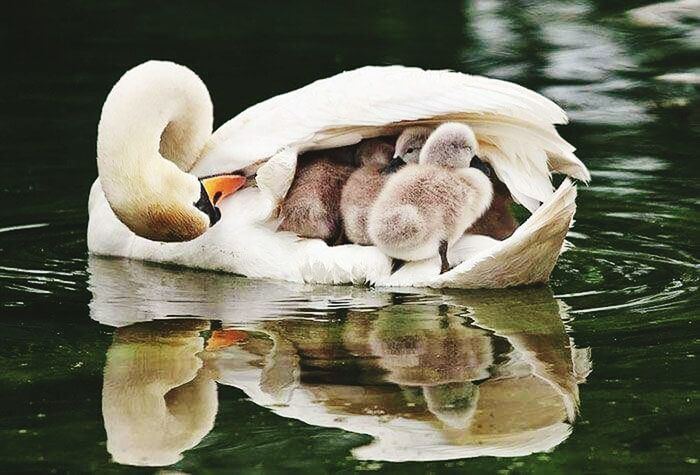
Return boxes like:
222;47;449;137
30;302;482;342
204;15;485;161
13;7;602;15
194;183;222;227
381;156;407;175
470;156;492;178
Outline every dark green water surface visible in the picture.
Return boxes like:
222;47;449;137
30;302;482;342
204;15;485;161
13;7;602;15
1;1;698;473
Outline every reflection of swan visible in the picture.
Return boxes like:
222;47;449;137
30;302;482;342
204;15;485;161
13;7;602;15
446;289;592;421
209;289;591;462
91;259;590;463
87;256;395;326
102;320;217;466
88;60;589;288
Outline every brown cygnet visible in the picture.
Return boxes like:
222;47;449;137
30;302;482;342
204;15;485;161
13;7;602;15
467;157;519;240
340;139;395;245
278;149;355;244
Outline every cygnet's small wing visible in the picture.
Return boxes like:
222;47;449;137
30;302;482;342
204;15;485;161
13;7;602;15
194;66;589;212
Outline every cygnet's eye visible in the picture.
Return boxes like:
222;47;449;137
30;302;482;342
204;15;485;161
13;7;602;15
406;147;415;153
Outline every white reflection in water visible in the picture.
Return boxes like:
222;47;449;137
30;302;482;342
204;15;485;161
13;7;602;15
656;71;700;84
543;81;650;125
102;321;217;467
90;258;591;465
469;0;516;57
629;0;700;35
542;24;631;83
468;0;657;125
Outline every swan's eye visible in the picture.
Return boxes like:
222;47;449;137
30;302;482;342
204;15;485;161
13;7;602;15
406;147;415;153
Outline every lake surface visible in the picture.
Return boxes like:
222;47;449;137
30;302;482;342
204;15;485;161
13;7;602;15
1;0;698;472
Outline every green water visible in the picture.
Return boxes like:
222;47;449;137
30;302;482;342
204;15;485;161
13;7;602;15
1;0;698;473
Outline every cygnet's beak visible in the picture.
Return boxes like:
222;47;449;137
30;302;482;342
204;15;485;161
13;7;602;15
470;156;492;178
381;156;406;175
201;174;247;206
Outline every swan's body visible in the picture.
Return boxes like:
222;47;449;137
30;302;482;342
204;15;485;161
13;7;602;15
88;61;589;288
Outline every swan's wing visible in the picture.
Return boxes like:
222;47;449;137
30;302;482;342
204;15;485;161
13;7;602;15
381;179;577;288
194;65;589;212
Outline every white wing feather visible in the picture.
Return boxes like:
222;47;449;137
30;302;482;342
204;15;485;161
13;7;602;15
192;66;589;212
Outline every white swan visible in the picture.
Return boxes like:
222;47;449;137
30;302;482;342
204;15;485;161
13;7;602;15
88;60;589;288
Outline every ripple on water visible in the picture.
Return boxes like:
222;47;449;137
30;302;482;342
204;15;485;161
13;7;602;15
558;228;699;318
0;223;50;234
0;222;87;306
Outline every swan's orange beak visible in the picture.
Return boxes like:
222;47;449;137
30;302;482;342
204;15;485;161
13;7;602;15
201;174;247;206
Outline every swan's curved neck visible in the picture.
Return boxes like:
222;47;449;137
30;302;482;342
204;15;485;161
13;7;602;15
97;61;213;178
95;61;215;241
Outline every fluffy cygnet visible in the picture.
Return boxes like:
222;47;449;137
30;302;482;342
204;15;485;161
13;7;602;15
368;123;494;273
278;149;355;244
394;126;433;164
340;139;395;245
382;126;433;174
466;157;519;240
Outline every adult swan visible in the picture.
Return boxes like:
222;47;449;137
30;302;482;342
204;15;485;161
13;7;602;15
88;61;589;288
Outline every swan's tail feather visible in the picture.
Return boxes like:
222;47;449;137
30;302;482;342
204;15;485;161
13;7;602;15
432;179;577;289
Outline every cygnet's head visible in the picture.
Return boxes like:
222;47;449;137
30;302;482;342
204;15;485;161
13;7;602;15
394;126;433;164
423;382;480;430
355;139;394;167
419;123;479;169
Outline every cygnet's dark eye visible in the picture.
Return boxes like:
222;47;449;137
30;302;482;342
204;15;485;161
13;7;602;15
406;147;415;153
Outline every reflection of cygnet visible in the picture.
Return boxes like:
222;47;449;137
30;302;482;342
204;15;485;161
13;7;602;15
423;381;480;430
368;123;494;273
341;139;395;245
259;330;300;404
102;321;217;467
368;308;494;386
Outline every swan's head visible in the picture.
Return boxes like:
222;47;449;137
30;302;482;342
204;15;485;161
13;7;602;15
355;139;394;167
419;122;479;169
101;161;246;242
97;60;247;242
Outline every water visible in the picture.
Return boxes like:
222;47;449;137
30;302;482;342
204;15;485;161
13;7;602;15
1;0;698;472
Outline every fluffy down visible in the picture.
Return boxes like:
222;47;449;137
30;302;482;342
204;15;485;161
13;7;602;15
467;170;519;240
341;140;395;245
278;153;355;242
368;165;494;261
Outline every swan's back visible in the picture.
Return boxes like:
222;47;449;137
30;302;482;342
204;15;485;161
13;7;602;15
193;65;588;213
